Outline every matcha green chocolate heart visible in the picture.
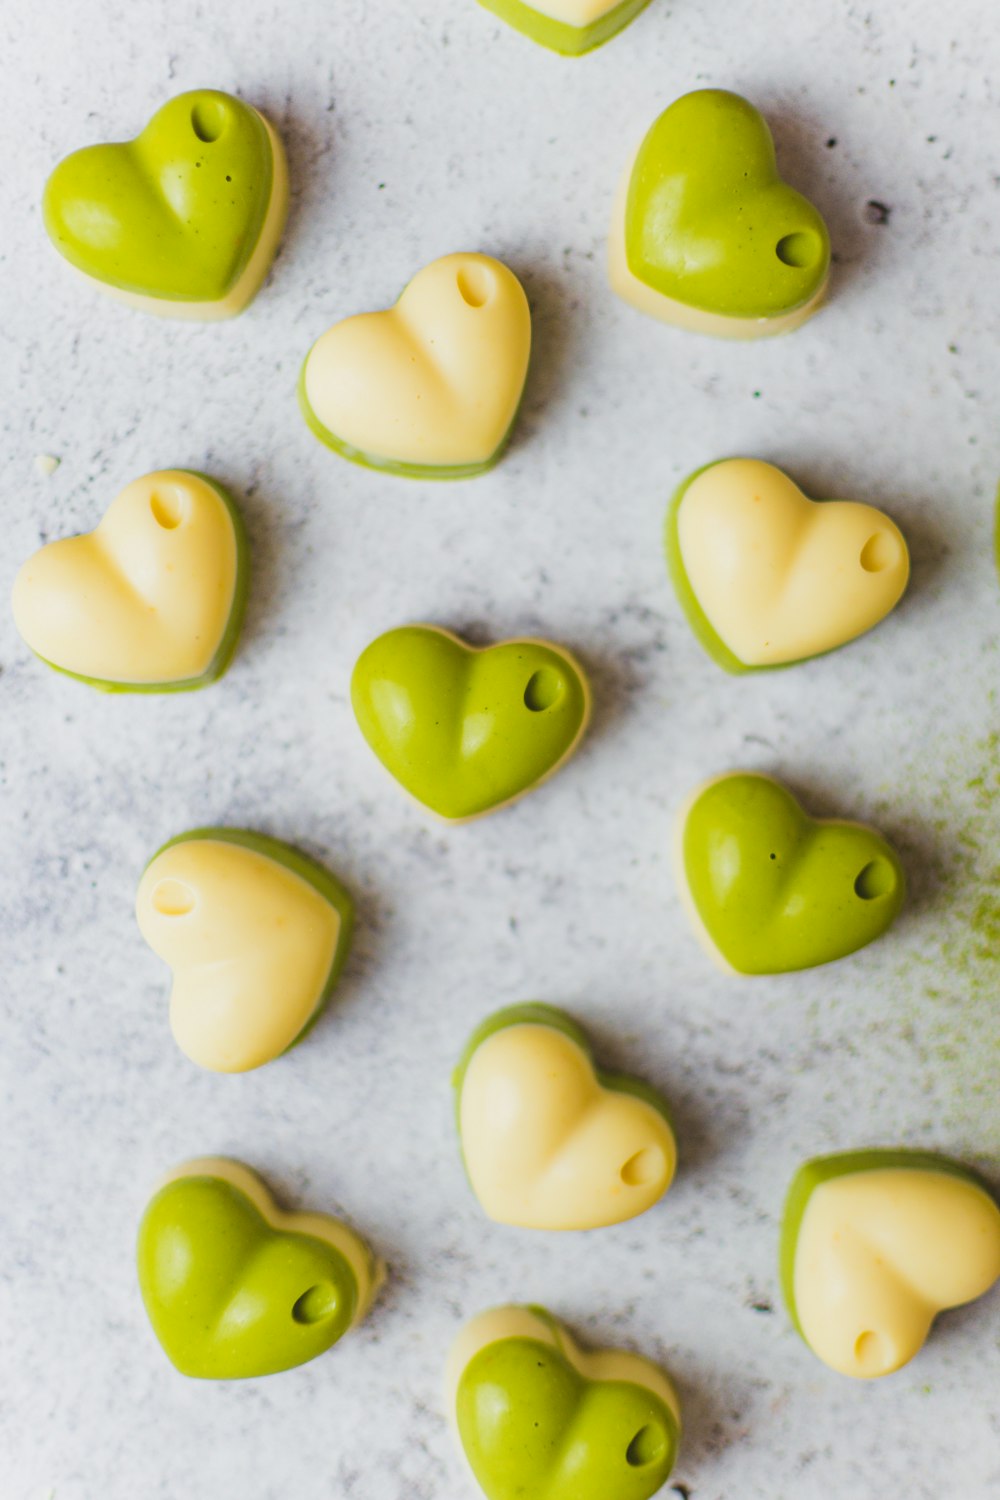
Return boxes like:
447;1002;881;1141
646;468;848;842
137;1159;380;1379
450;1306;680;1500
676;773;905;974
43;89;288;316
477;0;653;56
617;90;830;329
350;626;590;819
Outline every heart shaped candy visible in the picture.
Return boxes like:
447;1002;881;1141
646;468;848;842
455;1004;676;1229
135;829;353;1073
675;773;905;974
447;1306;681;1500
351;626;590;819
137;1158;381;1378
609;90;830;337
666;459;909;671
11;470;248;692
43;90;287;319
780;1151;1000;1379
476;0;653;56
300;253;531;478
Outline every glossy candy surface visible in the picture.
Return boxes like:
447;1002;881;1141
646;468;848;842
351;626;590;819
780;1151;1000;1379
447;1305;681;1500
136;829;353;1072
455;1004;676;1229
11;470;248;692
609;90;830;337
475;0;653;55
666;459;909;671
43;89;288;318
675;773;905;974
137;1158;380;1379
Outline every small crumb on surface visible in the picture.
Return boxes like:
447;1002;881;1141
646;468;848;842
34;454;60;477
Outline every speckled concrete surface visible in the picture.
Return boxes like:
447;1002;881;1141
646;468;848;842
2;2;999;1497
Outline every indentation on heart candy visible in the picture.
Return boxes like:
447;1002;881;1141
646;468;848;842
456;263;494;308
291;1282;340;1325
854;859;896;901
853;1329;888;1374
775;230;823;269
152;878;196;917
149;485;188;530
523;668;563;712
190;98;228;143
626;1422;669;1468
621;1146;666;1187
860;531;899;572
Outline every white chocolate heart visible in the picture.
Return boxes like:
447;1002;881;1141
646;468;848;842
136;837;345;1073
301;253;531;469
674;459;909;666
458;1020;676;1229
11;470;241;686
793;1167;1000;1378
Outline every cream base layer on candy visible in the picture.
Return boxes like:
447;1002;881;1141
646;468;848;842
790;1164;1000;1379
361;627;593;824
155;1157;384;1322
63;111;288;320
136;831;350;1072
607;162;829;339
11;470;247;691
444;1306;681;1435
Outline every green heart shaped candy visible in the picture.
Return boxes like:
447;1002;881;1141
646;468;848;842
350;626;590;820
618;90;830;330
676;773;905;974
476;0;653;57
137;1159;380;1379
43;89;287;317
451;1306;680;1500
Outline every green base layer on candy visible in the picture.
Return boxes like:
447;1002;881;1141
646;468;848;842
452;1003;674;1170
477;0;653;55
297;363;518;481
778;1150;993;1339
31;472;250;694
147;827;354;1054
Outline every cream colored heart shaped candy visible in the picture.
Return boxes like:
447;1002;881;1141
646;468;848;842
299;253;531;477
136;830;353;1073
455;1005;677;1229
782;1153;1000;1379
668;459;909;669
11;469;247;690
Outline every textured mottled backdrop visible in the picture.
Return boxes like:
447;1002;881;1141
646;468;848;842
1;2;999;1496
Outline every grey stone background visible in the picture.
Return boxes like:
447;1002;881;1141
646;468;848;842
1;1;998;1496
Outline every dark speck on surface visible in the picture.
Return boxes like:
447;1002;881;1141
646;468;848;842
863;200;891;225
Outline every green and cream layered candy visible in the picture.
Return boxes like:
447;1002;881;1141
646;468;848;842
781;1151;1000;1379
43;89;288;318
476;0;654;55
137;1158;381;1379
610;90;831;337
351;626;590;819
675;773;905;974
11;470;249;692
447;1305;681;1500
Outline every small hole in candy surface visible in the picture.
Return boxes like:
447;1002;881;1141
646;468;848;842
150;487;187;529
775;231;821;269
524;669;563;712
860;531;898;572
456;264;493;307
853;1330;888;1372
626;1423;668;1467
191;99;227;143
854;859;895;901
620;1146;665;1187
152;878;196;917
292;1283;339;1324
